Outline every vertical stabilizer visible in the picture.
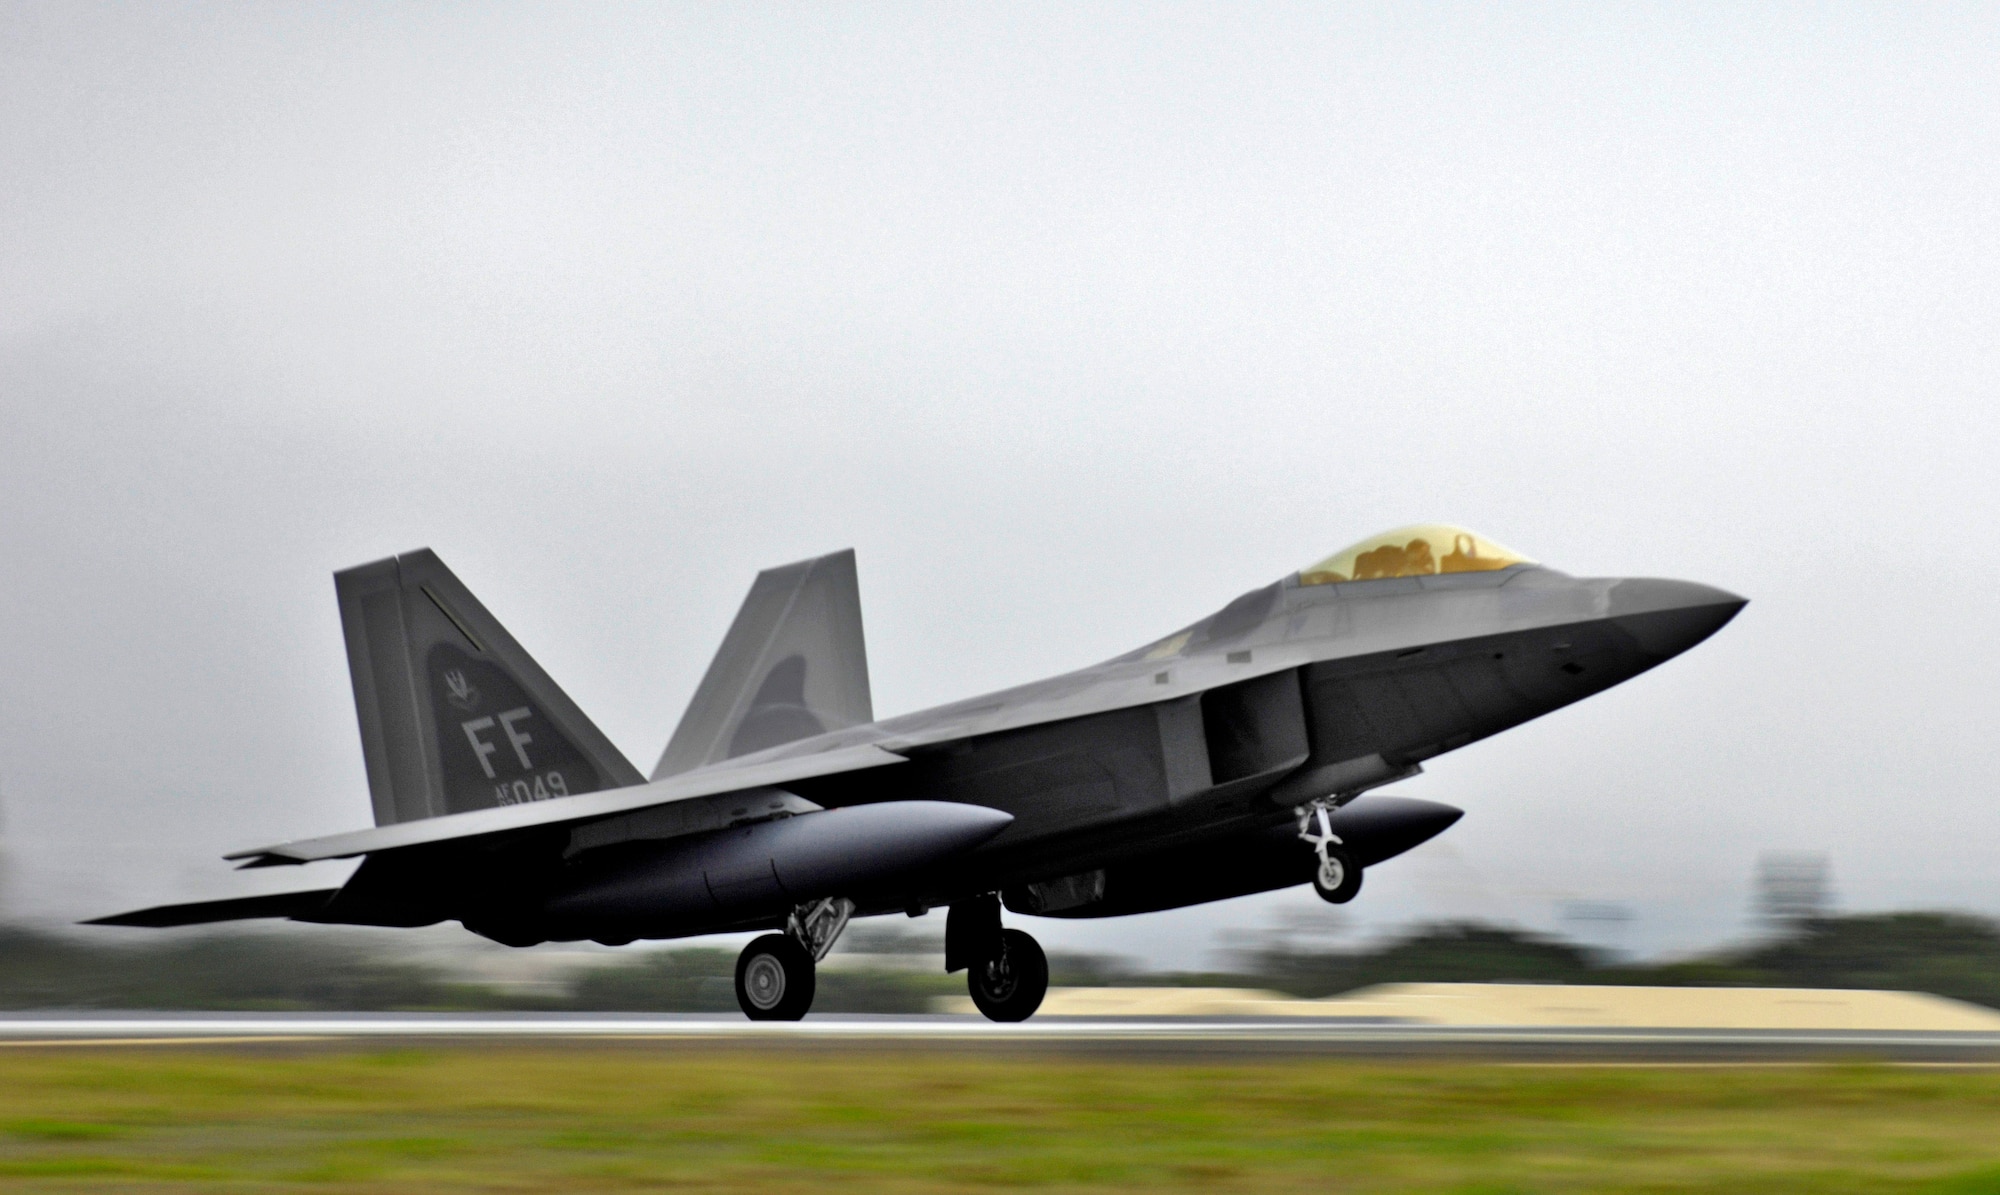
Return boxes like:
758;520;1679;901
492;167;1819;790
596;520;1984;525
653;549;872;779
337;550;644;825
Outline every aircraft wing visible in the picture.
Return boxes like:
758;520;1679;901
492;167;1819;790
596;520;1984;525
225;743;908;867
85;888;343;928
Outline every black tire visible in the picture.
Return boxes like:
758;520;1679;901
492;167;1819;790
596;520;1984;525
1311;847;1364;904
968;928;1048;1023
735;933;816;1021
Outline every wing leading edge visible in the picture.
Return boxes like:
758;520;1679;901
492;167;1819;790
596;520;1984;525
224;743;908;866
84;888;342;928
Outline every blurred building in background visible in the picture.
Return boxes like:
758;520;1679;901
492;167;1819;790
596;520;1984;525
1558;900;1637;959
1755;851;1835;928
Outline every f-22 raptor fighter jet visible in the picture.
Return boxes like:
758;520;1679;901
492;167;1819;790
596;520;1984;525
95;526;1743;1021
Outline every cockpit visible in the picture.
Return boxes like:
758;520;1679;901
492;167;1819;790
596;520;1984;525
1297;524;1531;586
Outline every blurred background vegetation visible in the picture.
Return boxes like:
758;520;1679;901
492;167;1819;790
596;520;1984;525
4;909;1998;1012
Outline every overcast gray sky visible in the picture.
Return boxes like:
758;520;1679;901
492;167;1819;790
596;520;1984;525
3;2;1997;966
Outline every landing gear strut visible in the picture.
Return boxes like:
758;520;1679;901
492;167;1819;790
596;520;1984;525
733;897;854;1021
788;897;854;962
1298;797;1362;904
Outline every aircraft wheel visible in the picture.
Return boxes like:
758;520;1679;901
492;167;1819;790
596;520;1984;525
968;928;1048;1022
735;933;816;1021
1312;847;1363;904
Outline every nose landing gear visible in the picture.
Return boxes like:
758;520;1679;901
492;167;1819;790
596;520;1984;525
1298;797;1363;904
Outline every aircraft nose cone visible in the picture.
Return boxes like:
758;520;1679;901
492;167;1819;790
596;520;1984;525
1607;578;1747;659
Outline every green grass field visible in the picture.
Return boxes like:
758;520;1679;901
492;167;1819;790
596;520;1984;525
0;1048;1998;1192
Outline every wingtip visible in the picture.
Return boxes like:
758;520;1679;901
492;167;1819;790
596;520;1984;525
230;854;304;870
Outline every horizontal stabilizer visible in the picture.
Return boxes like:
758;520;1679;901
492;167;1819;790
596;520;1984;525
655;549;872;779
84;889;341;928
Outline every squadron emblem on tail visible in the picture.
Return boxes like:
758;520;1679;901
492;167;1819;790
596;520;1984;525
442;669;481;712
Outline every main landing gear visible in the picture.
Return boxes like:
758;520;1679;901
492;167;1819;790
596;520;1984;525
948;893;1049;1022
734;897;853;1021
734;893;1054;1023
968;928;1049;1022
1298;796;1363;904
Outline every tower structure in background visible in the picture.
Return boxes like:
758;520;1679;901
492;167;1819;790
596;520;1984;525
0;783;10;921
1558;900;1636;958
1754;851;1834;929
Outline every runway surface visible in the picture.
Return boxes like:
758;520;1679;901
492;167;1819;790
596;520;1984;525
2;1013;1998;1061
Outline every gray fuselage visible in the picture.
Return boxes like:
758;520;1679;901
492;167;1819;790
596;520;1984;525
526;564;1741;940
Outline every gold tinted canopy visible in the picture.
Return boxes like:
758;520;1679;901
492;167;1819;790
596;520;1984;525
1299;524;1531;586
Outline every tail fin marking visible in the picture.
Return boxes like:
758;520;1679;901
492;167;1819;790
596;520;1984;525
337;550;644;825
